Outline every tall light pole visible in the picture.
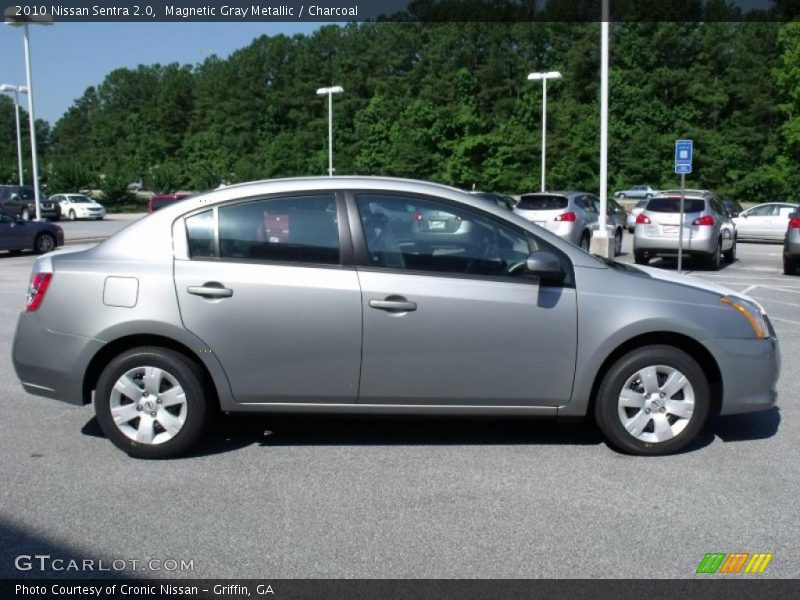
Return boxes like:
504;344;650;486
0;83;28;186
316;85;343;177
590;0;615;259
5;8;53;221
527;71;562;192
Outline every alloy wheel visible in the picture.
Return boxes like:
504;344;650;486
109;366;188;445
617;365;695;443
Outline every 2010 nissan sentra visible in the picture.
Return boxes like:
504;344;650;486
12;177;780;458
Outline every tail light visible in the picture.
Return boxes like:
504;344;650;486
412;211;423;222
554;211;577;222
692;215;715;226
26;272;53;312
636;214;651;225
789;216;800;229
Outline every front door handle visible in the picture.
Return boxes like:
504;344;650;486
369;298;417;312
187;284;233;298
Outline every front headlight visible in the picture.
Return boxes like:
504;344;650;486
721;295;769;339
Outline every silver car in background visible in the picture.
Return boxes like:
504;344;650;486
783;211;800;275
733;202;799;242
625;199;649;232
513;191;599;250
12;177;779;458
633;190;737;269
614;185;658;200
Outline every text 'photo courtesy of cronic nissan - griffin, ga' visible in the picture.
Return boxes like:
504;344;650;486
12;177;780;459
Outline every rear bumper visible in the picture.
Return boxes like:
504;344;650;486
12;311;103;405
705;335;780;415
634;230;717;256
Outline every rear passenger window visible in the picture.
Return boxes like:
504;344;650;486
218;194;339;265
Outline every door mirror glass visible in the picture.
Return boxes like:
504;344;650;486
525;250;565;282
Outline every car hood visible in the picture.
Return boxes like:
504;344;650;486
632;264;763;309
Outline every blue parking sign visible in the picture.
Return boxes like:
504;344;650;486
675;139;693;173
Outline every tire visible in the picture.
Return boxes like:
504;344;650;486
618;193;626;200
634;250;650;265
21;207;30;221
723;237;736;264
33;232;55;254
628;227;634;234
579;232;590;251
614;229;623;256
69;209;77;221
594;345;710;455
785;258;797;276
708;238;722;270
94;347;210;459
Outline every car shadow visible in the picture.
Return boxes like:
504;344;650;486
648;256;736;272
81;406;780;459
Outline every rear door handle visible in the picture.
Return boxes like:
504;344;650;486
369;298;417;312
187;284;233;298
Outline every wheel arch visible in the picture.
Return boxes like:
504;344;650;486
584;331;722;419
82;334;221;409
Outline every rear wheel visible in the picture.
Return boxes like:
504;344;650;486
723;237;737;263
614;229;623;256
33;232;55;254
708;239;722;270
618;193;626;200
634;250;650;265
94;347;210;459
594;345;710;455
785;257;797;276
579;232;590;251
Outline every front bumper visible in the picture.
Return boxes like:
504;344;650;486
12;311;103;405
705;334;780;415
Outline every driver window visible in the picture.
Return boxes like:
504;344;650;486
748;205;775;217
355;194;533;279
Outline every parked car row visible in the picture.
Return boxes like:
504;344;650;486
0;185;108;222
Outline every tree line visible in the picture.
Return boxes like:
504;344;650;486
2;17;800;205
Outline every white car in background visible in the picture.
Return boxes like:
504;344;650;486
732;202;798;242
51;194;106;221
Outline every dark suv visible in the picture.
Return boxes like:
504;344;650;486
0;185;61;221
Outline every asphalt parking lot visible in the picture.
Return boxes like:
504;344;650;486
0;232;797;579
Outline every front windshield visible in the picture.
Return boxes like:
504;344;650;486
67;195;92;203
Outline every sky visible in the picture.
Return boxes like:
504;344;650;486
0;22;328;125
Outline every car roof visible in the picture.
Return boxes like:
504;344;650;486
519;191;586;198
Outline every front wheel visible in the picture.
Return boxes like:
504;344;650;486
69;210;77;221
594;345;710;455
94;347;210;459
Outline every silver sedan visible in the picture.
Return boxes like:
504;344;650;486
12;177;780;458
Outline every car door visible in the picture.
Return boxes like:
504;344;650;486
350;191;578;407
173;192;362;404
0;212;24;250
736;204;775;239
769;205;799;240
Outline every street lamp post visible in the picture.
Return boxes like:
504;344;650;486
5;8;53;221
527;71;562;193
0;84;28;186
316;86;343;177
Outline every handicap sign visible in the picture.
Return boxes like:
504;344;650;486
675;139;693;174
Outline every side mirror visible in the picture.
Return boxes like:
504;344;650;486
525;250;565;282
729;211;739;218
740;212;748;218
